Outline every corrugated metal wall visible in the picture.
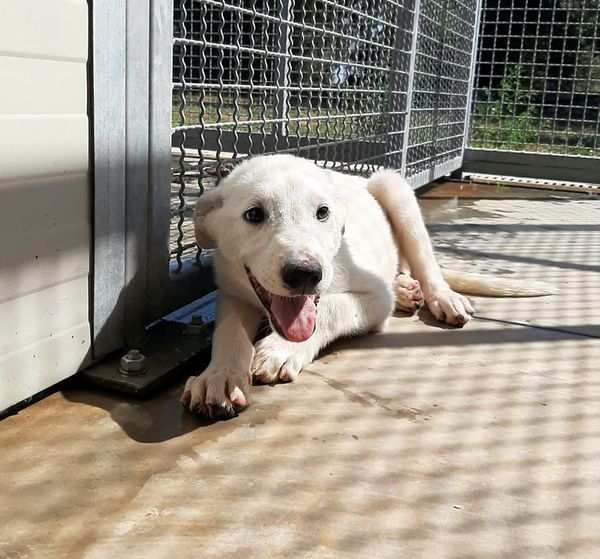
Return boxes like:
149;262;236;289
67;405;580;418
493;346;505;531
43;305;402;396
0;1;91;411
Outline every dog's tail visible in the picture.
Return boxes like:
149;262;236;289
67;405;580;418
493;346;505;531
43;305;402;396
366;169;556;299
441;268;556;297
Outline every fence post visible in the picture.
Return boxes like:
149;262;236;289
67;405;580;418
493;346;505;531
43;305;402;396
125;0;151;347
148;0;175;322
400;0;422;180
274;0;292;144
384;7;407;170
92;0;127;358
456;0;483;176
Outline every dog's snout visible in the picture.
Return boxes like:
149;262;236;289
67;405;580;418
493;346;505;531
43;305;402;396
281;261;323;292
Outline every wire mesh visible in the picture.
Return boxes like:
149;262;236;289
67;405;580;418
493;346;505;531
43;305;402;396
404;0;480;179
170;0;478;266
469;0;600;157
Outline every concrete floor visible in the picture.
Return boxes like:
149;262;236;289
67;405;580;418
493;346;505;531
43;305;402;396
1;184;600;559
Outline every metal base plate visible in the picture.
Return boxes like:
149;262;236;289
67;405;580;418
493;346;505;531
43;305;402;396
82;291;217;397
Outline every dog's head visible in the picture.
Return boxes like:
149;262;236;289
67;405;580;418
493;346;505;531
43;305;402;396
194;154;347;343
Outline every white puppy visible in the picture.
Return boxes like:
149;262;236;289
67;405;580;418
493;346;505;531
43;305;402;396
181;154;551;418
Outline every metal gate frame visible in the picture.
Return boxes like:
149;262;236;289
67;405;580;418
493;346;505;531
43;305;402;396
403;0;483;187
92;0;482;362
463;149;600;184
171;0;483;188
93;0;188;360
90;0;217;394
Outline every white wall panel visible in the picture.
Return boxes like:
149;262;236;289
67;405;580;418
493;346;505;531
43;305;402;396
0;1;91;411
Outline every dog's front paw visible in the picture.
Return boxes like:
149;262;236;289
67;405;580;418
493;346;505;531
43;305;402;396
425;284;475;327
181;367;250;419
251;335;313;384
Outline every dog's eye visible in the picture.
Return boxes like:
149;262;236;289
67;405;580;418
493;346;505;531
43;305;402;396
243;206;265;224
316;205;330;222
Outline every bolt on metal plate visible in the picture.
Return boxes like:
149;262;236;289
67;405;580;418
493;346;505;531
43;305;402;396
119;349;147;376
184;313;209;336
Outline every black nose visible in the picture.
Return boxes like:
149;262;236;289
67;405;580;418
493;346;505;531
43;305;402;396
281;261;323;292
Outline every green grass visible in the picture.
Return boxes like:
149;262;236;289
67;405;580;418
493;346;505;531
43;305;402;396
468;65;599;157
172;94;599;158
171;95;387;139
469;111;599;157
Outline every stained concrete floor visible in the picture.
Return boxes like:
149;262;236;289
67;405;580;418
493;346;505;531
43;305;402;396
1;183;600;559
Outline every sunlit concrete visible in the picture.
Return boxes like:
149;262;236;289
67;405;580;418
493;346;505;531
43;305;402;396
1;185;599;559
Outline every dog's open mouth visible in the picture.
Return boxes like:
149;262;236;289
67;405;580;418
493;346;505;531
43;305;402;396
246;267;319;343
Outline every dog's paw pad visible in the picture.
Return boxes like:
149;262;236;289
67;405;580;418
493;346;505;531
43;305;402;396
252;356;302;384
278;363;300;383
426;287;475;327
229;386;248;407
251;337;305;385
182;369;250;419
393;273;424;313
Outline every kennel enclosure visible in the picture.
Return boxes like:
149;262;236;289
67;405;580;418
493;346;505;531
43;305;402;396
3;0;599;410
89;0;483;385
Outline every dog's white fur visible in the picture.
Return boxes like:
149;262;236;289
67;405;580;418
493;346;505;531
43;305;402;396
181;154;551;418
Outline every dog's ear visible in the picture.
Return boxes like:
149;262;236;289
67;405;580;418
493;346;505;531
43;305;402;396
194;189;223;249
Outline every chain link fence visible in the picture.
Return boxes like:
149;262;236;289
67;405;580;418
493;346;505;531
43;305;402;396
169;0;480;267
469;0;600;156
404;0;479;181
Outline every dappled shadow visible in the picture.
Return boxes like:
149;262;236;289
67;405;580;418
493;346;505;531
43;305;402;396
3;303;600;558
2;182;600;557
437;243;600;274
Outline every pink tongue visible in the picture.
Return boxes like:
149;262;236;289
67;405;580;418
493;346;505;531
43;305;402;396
270;295;317;342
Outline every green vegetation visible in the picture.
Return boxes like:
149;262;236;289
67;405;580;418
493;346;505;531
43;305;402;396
470;64;599;157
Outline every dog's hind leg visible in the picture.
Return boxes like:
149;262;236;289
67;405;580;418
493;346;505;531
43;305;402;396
252;289;394;384
368;170;474;326
393;272;424;313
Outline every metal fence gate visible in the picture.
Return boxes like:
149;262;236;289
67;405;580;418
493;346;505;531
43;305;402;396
92;0;481;360
464;0;600;182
